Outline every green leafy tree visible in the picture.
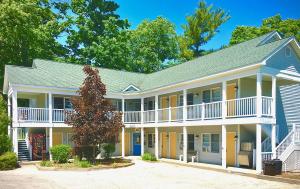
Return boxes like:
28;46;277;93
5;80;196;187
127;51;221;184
128;16;179;73
56;0;130;69
0;95;11;155
0;0;67;86
182;1;230;57
230;15;300;45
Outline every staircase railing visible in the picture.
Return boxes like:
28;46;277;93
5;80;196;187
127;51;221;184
275;125;297;159
262;137;271;152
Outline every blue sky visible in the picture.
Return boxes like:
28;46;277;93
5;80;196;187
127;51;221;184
115;0;300;50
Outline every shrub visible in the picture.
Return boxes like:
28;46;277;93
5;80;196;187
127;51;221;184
0;152;17;170
142;152;157;161
101;143;115;159
40;161;53;167
50;144;72;163
79;160;91;168
0;135;12;155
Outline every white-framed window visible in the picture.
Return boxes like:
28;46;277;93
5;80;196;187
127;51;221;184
180;134;195;151
63;133;74;147
148;133;155;148
285;46;291;57
202;133;220;153
202;87;221;103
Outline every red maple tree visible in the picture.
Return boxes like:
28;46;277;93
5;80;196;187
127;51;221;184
66;65;124;160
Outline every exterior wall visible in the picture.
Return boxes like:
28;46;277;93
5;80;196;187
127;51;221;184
52;127;73;146
266;44;300;73
239;78;271;98
144;128;156;155
266;44;300;142
18;93;46;108
277;84;300;141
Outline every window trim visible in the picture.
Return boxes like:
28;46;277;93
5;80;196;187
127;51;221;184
202;87;221;103
201;133;220;153
147;133;155;148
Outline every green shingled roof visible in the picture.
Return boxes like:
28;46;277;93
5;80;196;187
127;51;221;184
4;32;291;94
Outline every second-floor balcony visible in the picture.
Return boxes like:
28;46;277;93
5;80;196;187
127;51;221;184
17;96;273;124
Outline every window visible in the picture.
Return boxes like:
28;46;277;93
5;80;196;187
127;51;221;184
64;98;72;109
17;99;30;107
211;134;220;153
148;134;153;148
187;93;194;105
202;90;211;103
212;88;221;101
188;134;194;151
285;46;291;57
180;134;194;151
202;133;220;153
63;133;74;147
202;134;210;152
202;88;221;103
54;97;64;109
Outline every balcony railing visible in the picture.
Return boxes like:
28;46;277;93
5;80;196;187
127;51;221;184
52;109;73;123
143;110;155;123
124;111;141;123
18;108;49;122
17;96;274;124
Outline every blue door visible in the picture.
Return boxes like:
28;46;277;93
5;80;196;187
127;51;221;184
133;133;141;156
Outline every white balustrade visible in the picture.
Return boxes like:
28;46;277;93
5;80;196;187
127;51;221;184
157;108;169;122
204;101;222;119
170;106;183;121
124;111;141;123
226;97;257;117
143;110;155;123
18;107;49;122
187;104;203;120
52;109;73;123
17;96;275;124
262;96;272;116
261;152;273;161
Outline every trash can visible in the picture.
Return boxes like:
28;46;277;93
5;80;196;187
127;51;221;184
263;159;282;176
263;160;276;176
273;159;282;175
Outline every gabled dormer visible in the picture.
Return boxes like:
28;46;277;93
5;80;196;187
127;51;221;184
122;85;140;93
257;31;282;46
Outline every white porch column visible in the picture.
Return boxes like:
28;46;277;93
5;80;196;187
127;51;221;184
155;127;159;159
222;81;227;119
271;76;277;118
256;124;262;173
271;124;276;159
183;89;187;121
49;127;53;160
7;96;11;137
12;89;18;123
12;127;18;154
183;126;188;163
122;98;125;123
48;92;53;123
141;98;144;123
256;73;262;117
222;125;227;168
141;127;144;156
121;127;125;157
155;95;158;123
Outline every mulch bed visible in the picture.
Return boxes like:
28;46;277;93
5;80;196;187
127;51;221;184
36;158;134;171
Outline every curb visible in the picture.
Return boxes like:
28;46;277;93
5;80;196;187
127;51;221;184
35;162;134;171
160;159;300;185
